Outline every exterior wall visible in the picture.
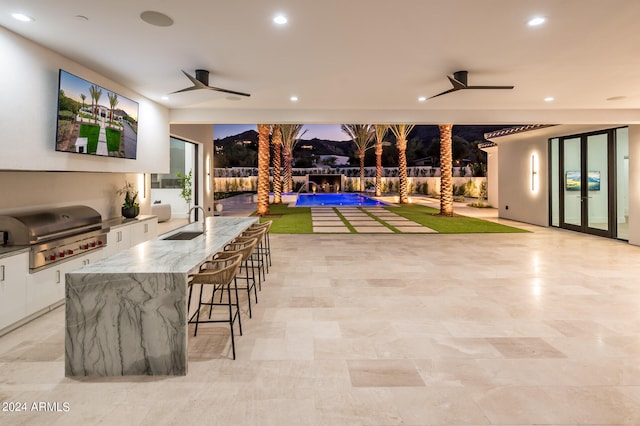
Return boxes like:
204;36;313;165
484;146;499;207
497;137;548;226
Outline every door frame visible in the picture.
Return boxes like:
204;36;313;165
556;129;616;238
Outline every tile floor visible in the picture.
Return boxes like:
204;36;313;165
2;222;640;425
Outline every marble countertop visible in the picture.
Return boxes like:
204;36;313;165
68;216;257;276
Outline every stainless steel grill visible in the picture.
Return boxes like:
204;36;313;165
0;205;108;271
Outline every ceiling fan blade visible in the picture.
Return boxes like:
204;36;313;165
466;85;515;90
170;86;201;94
428;88;459;99
206;86;251;97
181;70;208;89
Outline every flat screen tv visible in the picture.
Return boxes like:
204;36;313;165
55;69;139;159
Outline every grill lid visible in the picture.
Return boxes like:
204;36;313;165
0;205;102;245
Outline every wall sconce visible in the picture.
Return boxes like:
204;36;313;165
530;153;538;193
206;156;211;194
138;173;146;200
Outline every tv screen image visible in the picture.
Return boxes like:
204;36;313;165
565;170;601;191
55;70;139;159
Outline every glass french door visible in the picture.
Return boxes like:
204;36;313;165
559;130;614;238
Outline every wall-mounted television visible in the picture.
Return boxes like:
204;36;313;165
55;69;139;159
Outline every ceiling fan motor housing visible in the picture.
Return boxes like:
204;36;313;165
453;70;468;85
195;69;209;85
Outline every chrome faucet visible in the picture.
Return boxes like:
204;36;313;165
188;206;207;233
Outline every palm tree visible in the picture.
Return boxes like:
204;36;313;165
439;123;454;216
271;124;283;203
107;92;119;124
388;124;415;203
280;124;307;193
341;124;375;192
257;124;271;216
88;85;102;123
373;124;388;196
80;93;86;113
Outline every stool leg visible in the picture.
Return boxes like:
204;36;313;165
227;284;235;360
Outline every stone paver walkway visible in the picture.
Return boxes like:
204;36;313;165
310;206;436;233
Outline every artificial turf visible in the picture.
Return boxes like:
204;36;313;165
259;202;528;234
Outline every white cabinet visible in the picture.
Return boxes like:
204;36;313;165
104;217;158;258
130;219;158;247
0;252;28;331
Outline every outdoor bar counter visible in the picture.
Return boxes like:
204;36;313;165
65;216;258;376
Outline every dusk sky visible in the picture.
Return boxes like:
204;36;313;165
213;124;351;141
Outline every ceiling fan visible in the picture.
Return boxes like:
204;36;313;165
429;70;513;99
171;69;251;97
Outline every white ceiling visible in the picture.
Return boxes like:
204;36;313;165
2;0;640;124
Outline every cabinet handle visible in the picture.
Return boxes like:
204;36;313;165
56;270;61;284
144;224;148;233
117;231;122;242
0;265;4;282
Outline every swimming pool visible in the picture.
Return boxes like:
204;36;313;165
295;193;388;207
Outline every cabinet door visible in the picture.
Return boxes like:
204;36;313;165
130;219;158;247
103;228;131;258
0;253;28;331
27;265;64;314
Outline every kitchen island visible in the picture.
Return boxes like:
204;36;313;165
65;216;257;376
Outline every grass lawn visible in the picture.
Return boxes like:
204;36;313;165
259;203;527;234
105;128;121;152
79;123;100;153
259;203;313;233
385;205;529;233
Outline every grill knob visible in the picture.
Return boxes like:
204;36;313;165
90;242;96;248
83;244;89;249
68;249;74;255
97;240;103;246
59;252;65;258
49;254;56;261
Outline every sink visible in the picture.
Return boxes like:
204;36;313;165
162;231;203;241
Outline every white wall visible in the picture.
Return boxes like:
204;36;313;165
484;145;499;207
0;26;169;173
497;136;548;226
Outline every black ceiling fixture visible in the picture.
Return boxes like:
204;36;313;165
429;70;513;99
171;69;251;97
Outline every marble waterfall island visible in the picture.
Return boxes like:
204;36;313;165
65;216;257;376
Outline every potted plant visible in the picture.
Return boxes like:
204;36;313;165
177;170;193;210
117;181;140;218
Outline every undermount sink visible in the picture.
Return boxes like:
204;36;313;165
162;231;203;241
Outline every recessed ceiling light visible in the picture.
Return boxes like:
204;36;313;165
528;16;546;26
12;13;34;22
290;96;298;102
161;95;169;101
140;11;174;27
273;14;288;25
544;96;554;102
418;96;427;102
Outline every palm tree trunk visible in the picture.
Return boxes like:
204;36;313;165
283;147;293;193
272;124;282;204
257;124;271;216
439;123;454;216
359;153;365;192
398;144;408;203
375;143;382;196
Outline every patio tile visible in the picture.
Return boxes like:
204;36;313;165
313;220;345;227
313;226;351;233
348;220;382;227
353;226;394;233
394;226;437;233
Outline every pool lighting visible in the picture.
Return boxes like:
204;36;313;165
273;14;288;25
528;16;546;27
12;13;34;22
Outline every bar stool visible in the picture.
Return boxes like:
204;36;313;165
187;252;243;359
249;221;272;271
236;226;269;289
224;236;259;318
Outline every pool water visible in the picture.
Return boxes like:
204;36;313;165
295;193;387;207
